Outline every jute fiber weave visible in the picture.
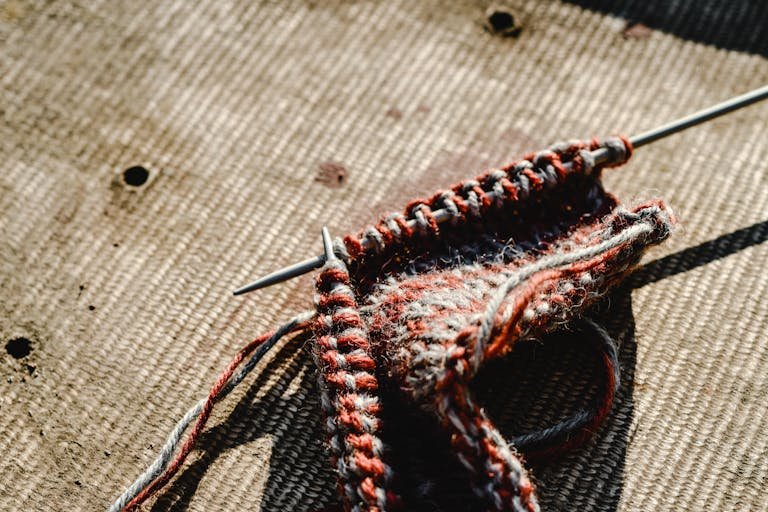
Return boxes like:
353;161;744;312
1;1;766;510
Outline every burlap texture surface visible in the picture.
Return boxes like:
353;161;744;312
1;1;767;510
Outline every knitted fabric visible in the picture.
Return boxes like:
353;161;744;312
109;137;675;511
360;200;670;511
314;137;674;512
335;137;632;284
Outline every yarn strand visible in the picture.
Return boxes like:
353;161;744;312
108;311;314;511
510;318;621;461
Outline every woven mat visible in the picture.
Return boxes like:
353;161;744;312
1;1;767;510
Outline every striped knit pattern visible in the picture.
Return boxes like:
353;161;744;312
437;379;538;512
365;201;673;386
313;259;397;512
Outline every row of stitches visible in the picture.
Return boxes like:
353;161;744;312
314;260;395;511
337;141;602;262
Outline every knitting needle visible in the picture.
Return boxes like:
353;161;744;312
233;84;768;296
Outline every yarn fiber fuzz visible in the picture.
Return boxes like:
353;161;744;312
312;138;674;512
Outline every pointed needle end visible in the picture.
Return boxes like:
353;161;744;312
321;226;336;262
232;254;326;296
233;281;264;296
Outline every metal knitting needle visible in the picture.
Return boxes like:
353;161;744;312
234;84;768;296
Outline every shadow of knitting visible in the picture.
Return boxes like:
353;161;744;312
148;297;637;512
150;332;338;512
500;288;638;512
566;0;768;56
630;219;768;289
146;314;637;512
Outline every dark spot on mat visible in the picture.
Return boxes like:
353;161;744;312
88;305;95;311
315;161;348;189
622;21;652;39
484;6;521;37
113;242;120;248
74;480;82;487
123;165;149;187
385;107;403;120
5;337;32;359
25;363;36;375
104;450;111;457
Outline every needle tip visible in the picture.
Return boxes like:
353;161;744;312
232;254;327;296
233;281;262;296
321;226;336;261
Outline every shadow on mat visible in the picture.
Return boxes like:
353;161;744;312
631;219;768;289
152;219;766;511
150;334;338;511
566;0;768;56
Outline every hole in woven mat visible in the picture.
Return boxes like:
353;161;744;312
484;6;521;37
5;337;32;359
122;165;149;187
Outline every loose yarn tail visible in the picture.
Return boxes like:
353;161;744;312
510;318;621;462
108;312;314;512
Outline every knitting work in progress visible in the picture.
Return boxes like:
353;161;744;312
110;137;675;511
